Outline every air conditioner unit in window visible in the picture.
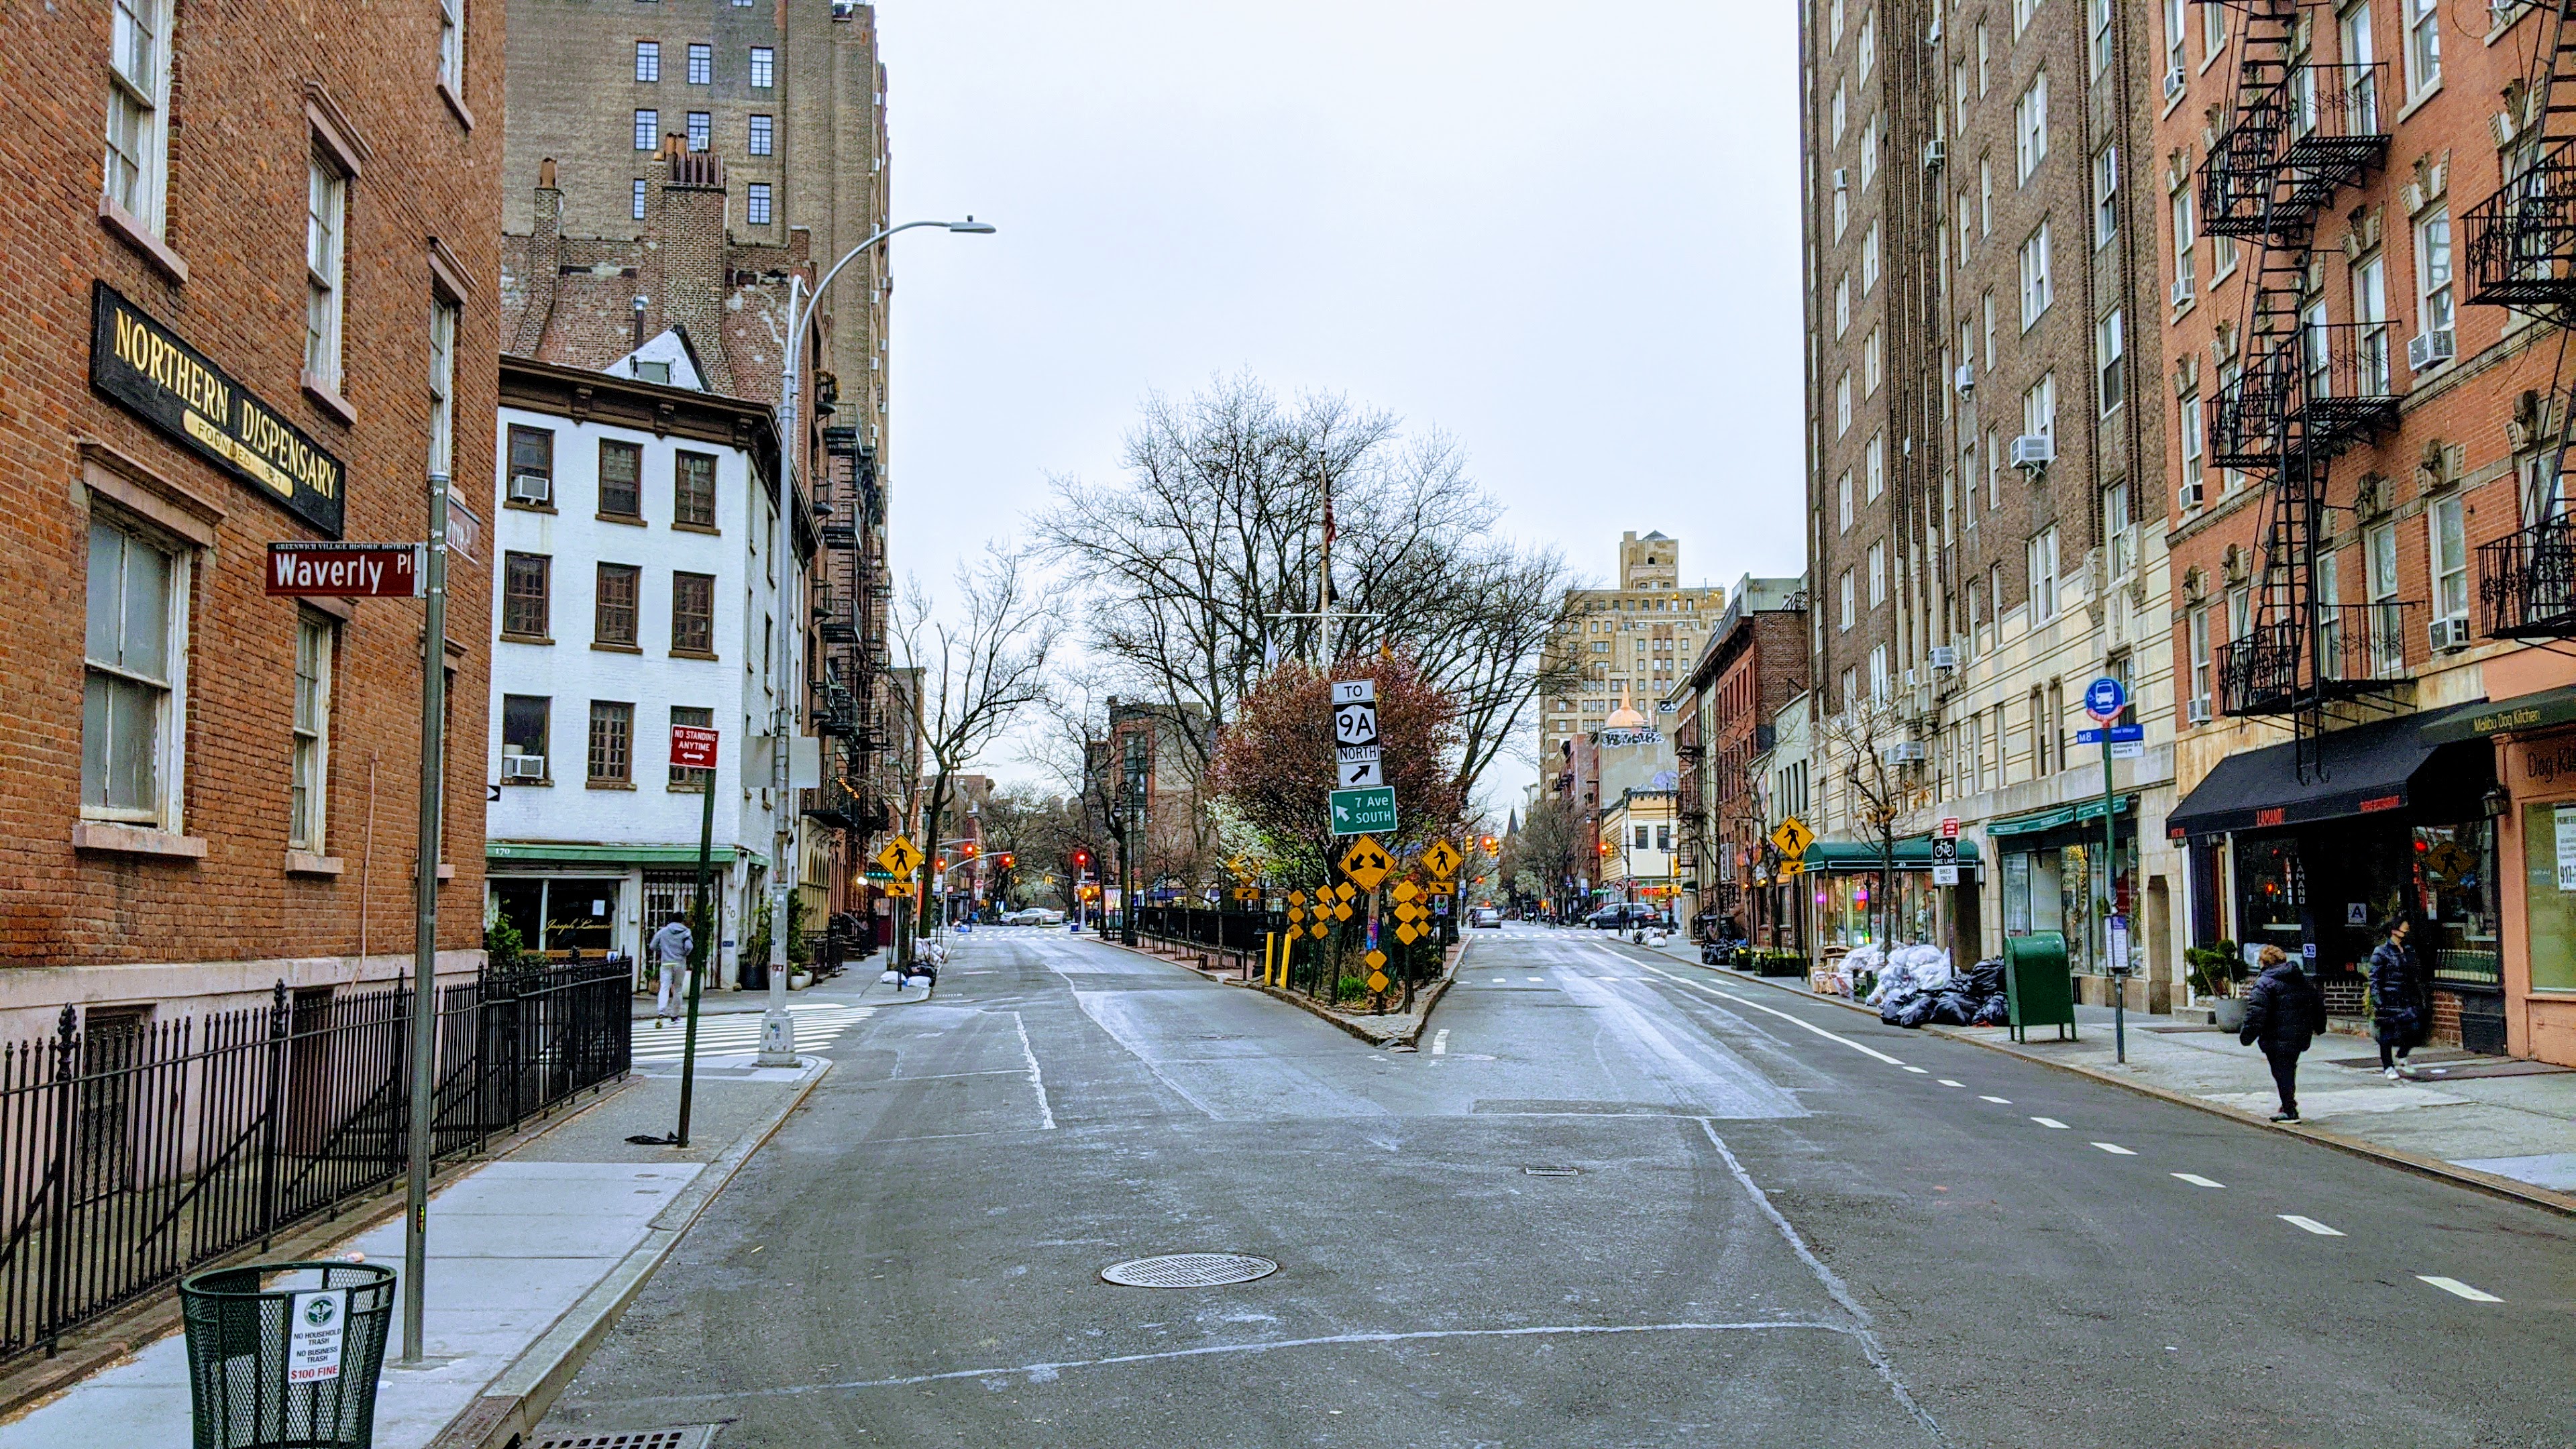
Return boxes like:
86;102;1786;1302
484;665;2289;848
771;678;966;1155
2164;66;2186;99
508;474;551;505
2186;698;2213;724
1923;138;1947;170
1953;364;1976;393
502;754;547;782
2010;434;2055;468
1884;740;1927;764
2429;616;2473;652
1833;168;1850;192
1929;645;1958;670
2408;328;2457;371
2169;275;2196;307
2178;480;2204;511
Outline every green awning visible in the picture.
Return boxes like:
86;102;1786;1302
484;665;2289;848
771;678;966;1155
1801;837;1981;872
2421;686;2575;743
488;841;768;871
1989;793;2136;838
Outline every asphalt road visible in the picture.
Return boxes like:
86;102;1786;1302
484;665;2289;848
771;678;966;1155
535;924;2576;1448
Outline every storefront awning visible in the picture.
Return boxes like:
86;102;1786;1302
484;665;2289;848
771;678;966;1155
1801;837;1982;872
488;841;768;871
1988;793;2136;838
2166;702;2490;839
2420;683;2576;743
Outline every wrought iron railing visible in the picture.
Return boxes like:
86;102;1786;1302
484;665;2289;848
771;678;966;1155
2201;63;2391;238
2464;140;2576;313
2218;602;2417;715
2479;512;2576;638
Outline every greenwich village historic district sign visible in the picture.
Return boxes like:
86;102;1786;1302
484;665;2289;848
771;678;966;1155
91;281;346;537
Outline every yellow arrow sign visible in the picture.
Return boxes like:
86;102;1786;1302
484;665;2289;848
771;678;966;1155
1340;835;1393;892
1423;840;1462;879
1233;887;1260;902
877;837;924;878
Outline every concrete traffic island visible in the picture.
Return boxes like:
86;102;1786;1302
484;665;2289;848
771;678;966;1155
1102;930;1467;1050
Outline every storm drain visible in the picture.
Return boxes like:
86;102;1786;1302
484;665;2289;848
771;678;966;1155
1099;1253;1279;1289
530;1428;718;1449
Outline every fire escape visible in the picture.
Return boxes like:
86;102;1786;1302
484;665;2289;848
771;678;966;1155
2468;1;2576;639
2200;0;2403;769
805;422;888;834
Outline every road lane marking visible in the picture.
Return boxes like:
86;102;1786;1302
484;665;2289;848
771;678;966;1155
1629;960;1908;1065
2171;1173;2225;1188
1491;977;1506;983
2091;1142;2135;1155
1526;976;1542;982
1900;1065;1928;1074
1011;1011;1057;1131
1979;1095;2011;1104
1431;1029;1449;1055
1937;1079;1965;1087
2416;1275;2502;1302
2031;1117;2070;1129
2278;1215;2345;1236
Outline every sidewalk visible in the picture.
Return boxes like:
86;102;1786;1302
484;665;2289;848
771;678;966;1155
3;1038;833;1449
1629;933;2576;1203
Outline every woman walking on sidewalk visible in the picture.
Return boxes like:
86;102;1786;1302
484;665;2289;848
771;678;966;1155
2369;919;2426;1079
2239;945;2327;1123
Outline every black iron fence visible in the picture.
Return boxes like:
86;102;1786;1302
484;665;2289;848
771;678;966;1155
0;961;628;1364
2480;512;2576;639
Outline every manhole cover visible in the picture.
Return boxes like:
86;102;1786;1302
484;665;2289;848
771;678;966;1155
531;1430;718;1449
1100;1253;1279;1288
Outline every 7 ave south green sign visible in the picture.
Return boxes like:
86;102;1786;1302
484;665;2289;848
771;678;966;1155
1330;786;1398;837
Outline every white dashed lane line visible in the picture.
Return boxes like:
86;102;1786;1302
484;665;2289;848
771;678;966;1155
1900;1065;1928;1074
2091;1142;2136;1155
2171;1173;2225;1188
1627;959;1907;1065
2417;1276;2502;1302
1979;1095;2011;1104
1431;1029;1449;1055
1937;1079;1965;1087
2279;1215;2347;1237
2031;1117;2070;1130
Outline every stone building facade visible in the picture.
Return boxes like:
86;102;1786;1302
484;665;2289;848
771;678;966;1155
0;0;503;1038
1675;576;1811;940
1536;531;1725;780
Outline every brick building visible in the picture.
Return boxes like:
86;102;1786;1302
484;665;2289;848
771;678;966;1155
1801;0;2175;994
1675;576;1810;941
2155;0;2576;1065
0;0;502;1038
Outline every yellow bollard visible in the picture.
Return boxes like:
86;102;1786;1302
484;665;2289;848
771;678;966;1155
1264;931;1279;987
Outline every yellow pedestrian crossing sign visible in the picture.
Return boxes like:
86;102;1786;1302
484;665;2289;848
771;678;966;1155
1340;835;1392;892
1769;817;1815;859
877;837;923;879
1423;840;1462;879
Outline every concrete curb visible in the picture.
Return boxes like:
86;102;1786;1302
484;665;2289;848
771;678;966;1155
425;1057;837;1449
1089;933;1460;1051
1629;944;2576;1221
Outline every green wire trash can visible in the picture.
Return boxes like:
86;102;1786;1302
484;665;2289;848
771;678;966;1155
178;1260;397;1449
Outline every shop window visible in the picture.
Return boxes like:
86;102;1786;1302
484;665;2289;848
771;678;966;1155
2524;804;2576;992
2416;823;2500;989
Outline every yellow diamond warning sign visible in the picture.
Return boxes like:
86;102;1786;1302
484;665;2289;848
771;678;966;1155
1339;836;1392;892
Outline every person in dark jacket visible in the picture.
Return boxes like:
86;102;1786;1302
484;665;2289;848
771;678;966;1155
2239;945;2328;1122
2368;919;2425;1079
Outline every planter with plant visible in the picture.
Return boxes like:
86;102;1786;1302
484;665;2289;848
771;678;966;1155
2186;939;2248;1028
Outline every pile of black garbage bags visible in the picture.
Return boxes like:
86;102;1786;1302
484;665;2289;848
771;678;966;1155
1872;954;2010;1029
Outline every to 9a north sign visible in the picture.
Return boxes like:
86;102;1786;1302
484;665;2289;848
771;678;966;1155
266;542;425;598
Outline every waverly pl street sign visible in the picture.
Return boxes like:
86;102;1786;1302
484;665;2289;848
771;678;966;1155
265;542;426;598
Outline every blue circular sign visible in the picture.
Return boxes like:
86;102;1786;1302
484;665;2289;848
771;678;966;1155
2084;676;2127;720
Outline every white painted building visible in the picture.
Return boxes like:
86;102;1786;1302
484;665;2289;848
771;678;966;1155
483;345;809;985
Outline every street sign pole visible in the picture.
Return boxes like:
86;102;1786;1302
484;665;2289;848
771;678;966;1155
397;476;449;1367
2086;676;2130;1062
673;728;720;1146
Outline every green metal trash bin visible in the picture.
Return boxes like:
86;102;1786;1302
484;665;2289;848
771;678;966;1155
178;1260;396;1449
2002;931;2078;1043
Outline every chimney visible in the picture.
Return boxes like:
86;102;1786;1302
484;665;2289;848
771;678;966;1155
645;147;735;394
513;158;567;355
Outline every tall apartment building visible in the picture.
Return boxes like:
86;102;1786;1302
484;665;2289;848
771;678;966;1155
0;0;502;1039
1536;531;1727;766
1802;0;2174;1000
2155;0;2576;1067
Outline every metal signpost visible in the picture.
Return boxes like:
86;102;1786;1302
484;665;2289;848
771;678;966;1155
671;725;721;1144
2084;676;2131;1063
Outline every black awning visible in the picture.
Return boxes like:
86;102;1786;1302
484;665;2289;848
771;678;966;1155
2167;702;2491;839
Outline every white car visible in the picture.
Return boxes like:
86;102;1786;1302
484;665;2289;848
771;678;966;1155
1469;906;1503;929
999;907;1051;926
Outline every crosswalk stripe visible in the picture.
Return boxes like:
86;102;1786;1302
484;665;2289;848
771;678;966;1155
633;1006;873;1061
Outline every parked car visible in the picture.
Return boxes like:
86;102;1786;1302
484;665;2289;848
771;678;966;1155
1000;907;1053;926
1469;905;1503;929
1587;905;1656;930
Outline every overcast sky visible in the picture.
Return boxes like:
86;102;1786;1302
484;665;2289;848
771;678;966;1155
873;0;1804;814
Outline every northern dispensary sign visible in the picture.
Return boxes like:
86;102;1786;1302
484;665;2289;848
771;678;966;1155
91;282;347;537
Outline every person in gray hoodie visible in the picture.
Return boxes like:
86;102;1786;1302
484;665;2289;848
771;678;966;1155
2239;945;2328;1123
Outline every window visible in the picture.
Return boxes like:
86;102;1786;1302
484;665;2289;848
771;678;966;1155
686;111;710;151
2404;0;2440;97
1862;221;1881;292
1831;79;1847;146
1978;155;1993;235
305;155;347;392
2096;309;2125;414
501;696;550;781
2416;207;2454;350
2352;254;2392;395
2213;230;2237;280
1957;187;1974;258
1961;437;1980;528
2188;608;2213;718
1835;372;1852;435
1829;0;1843;46
1864;327;1882;394
1859;112;1879;191
84;516;184;824
2344;7;2382;130
2202;0;2227;60
2316;548;2345;667
674;451;716;527
429;301;459;479
2367;521;2401;604
1976;20;1990;94
1868;541;1886;606
2164;0;2187;80
1833;184;1849;241
2015;72;2049;182
598;439;643;519
1835;273;1850;336
746;182;771;225
2171;186;2197;301
632;177;649;220
2179;391;2204;496
1868;645;1890;700
670;706;714;789
1839;570;1856;629
1982;289;1996;362
1838;471;1854;532
2089;0;2113;75
290;612;332;851
634;109;659;150
2093;146;2118;246
588;702;634;785
502;553;551;639
2014;0;2039;34
2430;494;2468;623
2525;448;2566;525
439;0;464;94
2368;520;2403;675
2027;527;2060;623
507;425;555;505
595;563;641;647
2019;221;2053;325
749;113;774;156
2106;484;2135;576
1984;425;2001;507
688;42;712;85
749;46;775;88
672;572;715;655
1635;824;1651;851
106;0;172;232
1858;9;1874;78
635;41;661;82
2022;372;2057;443
1867;432;1886;498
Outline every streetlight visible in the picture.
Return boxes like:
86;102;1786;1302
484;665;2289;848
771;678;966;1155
759;216;996;1067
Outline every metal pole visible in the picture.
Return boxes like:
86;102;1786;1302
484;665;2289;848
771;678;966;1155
2106;727;2126;1064
676;763;717;1144
759;276;802;1068
400;471;451;1366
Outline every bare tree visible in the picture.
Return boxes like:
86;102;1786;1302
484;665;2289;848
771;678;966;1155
890;545;1059;956
1821;697;1929;947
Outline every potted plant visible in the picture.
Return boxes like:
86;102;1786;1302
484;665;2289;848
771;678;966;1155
2186;940;2248;1030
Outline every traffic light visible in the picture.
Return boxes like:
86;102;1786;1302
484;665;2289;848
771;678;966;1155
964;842;980;858
1073;849;1091;869
996;853;1014;868
1479;835;1499;853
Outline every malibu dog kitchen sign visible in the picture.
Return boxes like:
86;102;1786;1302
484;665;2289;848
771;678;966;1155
91;282;346;537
